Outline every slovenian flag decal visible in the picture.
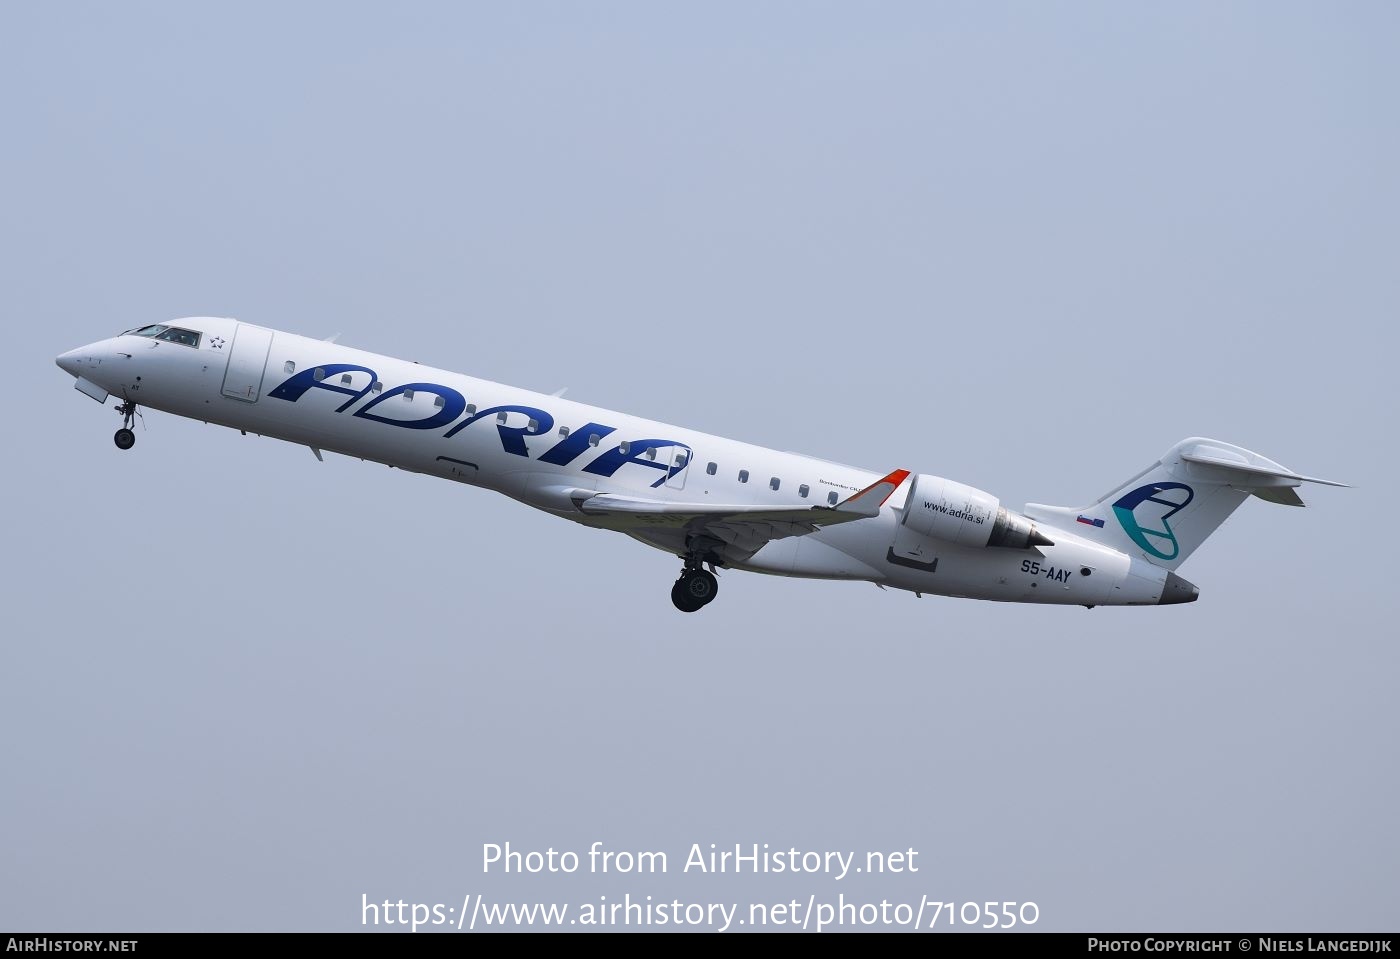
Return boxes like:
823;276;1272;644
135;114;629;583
1077;516;1105;528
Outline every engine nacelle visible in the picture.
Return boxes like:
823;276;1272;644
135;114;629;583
901;474;1052;550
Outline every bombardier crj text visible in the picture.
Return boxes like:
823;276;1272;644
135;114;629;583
57;319;1345;611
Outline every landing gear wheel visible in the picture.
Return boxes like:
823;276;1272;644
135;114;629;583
113;399;141;450
687;569;718;604
671;568;718;612
671;580;702;613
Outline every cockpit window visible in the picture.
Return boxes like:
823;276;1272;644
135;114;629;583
155;327;201;347
123;324;201;347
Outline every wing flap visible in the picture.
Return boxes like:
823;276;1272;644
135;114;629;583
576;494;867;528
574;468;911;554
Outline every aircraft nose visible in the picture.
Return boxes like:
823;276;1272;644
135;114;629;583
56;348;85;377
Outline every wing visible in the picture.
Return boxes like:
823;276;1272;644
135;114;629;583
571;469;909;558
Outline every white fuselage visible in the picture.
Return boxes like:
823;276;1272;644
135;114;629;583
57;318;1178;607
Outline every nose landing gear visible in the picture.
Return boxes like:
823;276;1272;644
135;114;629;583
114;399;141;450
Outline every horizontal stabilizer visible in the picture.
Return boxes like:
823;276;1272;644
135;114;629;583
1250;485;1305;507
1179;449;1351;490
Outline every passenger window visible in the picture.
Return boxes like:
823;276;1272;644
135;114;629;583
313;368;326;381
770;477;781;491
465;404;476;415
738;470;749;484
497;412;508;425
706;462;717;476
645;447;656;460
371;381;383;393
675;454;687;468
434;395;445;409
527;418;539;431
828;491;838;505
799;484;810;498
589;434;601;447
284;360;295;374
559;426;570;438
340;373;352;386
619;441;631;455
403;389;415;401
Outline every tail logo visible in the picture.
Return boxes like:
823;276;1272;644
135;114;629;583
1113;483;1194;561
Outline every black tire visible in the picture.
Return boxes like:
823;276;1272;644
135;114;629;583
681;569;718;606
671;580;702;613
114;428;136;450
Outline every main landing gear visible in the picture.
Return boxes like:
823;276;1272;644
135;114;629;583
671;567;718;613
114;399;140;450
671;541;722;613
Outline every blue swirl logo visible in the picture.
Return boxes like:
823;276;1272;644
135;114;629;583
1112;482;1195;561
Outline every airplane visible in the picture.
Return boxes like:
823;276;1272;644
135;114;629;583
55;317;1346;612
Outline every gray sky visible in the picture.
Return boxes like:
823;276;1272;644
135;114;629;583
3;1;1395;932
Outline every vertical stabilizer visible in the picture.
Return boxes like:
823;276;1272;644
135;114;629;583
1024;438;1347;570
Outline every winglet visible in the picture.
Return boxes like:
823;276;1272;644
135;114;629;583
836;469;911;517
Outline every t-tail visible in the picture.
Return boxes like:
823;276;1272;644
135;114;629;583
1024;437;1349;571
